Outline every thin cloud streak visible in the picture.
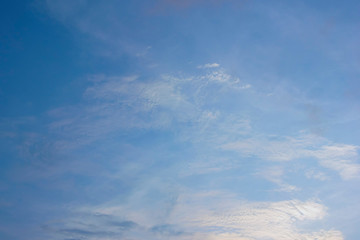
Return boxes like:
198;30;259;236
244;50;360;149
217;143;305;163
197;63;220;69
222;133;360;180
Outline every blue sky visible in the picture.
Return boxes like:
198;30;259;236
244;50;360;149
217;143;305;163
1;0;360;239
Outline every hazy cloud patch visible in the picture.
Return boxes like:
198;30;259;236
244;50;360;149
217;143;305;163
222;133;360;179
197;63;220;69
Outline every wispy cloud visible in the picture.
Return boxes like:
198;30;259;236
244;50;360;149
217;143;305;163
197;63;220;69
257;166;300;192
47;68;251;151
170;191;343;240
222;133;360;180
312;144;360;180
53;190;342;240
305;169;329;181
42;0;153;58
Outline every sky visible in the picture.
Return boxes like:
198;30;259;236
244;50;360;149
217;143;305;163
1;0;360;239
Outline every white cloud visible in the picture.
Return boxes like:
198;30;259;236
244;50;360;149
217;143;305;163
197;63;220;69
313;144;360;180
168;191;343;240
302;230;344;240
204;70;232;83
239;83;252;89
221;133;360;180
196;69;252;93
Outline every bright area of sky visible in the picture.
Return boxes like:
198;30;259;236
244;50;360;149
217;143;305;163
1;0;360;239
